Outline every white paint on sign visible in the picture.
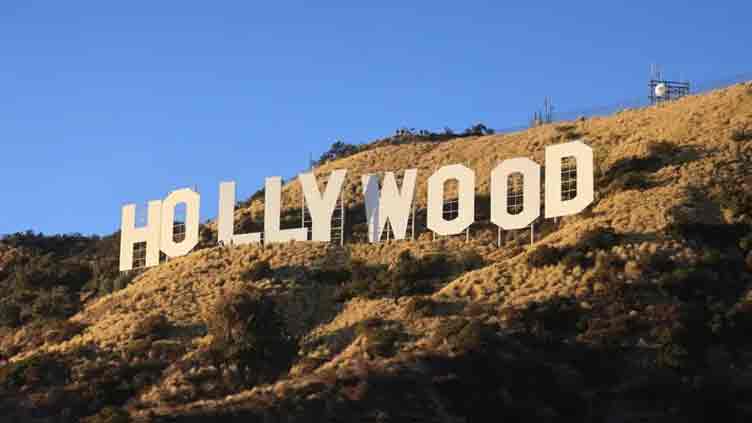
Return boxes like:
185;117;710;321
119;141;595;271
299;170;347;242
427;164;475;236
362;169;417;242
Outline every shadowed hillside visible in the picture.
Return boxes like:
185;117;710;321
2;81;752;422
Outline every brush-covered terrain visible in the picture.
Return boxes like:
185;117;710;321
2;82;752;422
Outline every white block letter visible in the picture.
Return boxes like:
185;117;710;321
362;169;417;242
491;158;541;230
119;200;162;271
160;188;200;258
427;164;475;236
264;176;307;243
299;170;347;242
545;140;594;218
218;181;261;245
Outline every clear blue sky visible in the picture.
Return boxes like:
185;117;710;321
1;1;750;236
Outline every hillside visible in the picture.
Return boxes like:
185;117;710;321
2;81;752;422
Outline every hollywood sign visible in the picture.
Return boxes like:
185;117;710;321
119;140;594;271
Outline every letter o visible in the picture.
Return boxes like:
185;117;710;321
160;188;200;258
490;158;541;230
427;164;475;236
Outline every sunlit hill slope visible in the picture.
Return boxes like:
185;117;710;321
2;82;752;422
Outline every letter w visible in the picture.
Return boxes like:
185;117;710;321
362;169;417;243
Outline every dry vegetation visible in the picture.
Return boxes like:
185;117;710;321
2;82;752;422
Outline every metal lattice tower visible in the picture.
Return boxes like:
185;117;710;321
649;64;690;104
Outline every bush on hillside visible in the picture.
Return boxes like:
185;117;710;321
608;171;654;192
430;318;493;353
132;314;171;340
647;140;680;158
461;123;495;136
316;141;360;165
527;245;565;268
599;142;678;191
42;319;87;344
0;301;21;327
310;266;352;285
666;222;748;249
29;286;79;320
356;318;401;358
205;286;296;387
730;127;752;142
637;250;675;274
336;251;464;302
577;228;620;251
512;297;584;341
457;249;484;271
404;296;438;318
80;407;131;423
387;250;456;300
0;353;69;391
241;260;272;282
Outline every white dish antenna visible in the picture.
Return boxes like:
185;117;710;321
654;83;667;98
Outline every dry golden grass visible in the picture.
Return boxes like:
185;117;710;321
6;81;752;415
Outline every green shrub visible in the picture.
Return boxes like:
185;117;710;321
334;260;384;300
739;233;752;253
457;249;484;271
577;228;620;251
657;267;719;301
599;143;676;191
81;407;131;423
386;250;434;299
356;318;401;358
718;189;752;221
652;316;706;371
316;141;361;165
0;353;69;390
638;250;675;274
404;296;437;318
532;230;617;271
561;249;591;269
124;338;153;361
205;286;296;386
337;252;465;301
527;245;564;268
514;297;583;340
463;302;495;317
241;260;272;281
132;313;170;340
666;222;747;249
107;270;138;294
42;319;86;344
452;320;491;352
431;318;492;353
30;286;78;320
418;252;453;277
647;140;680;157
714;302;752;350
149;340;186;362
656;335;691;370
13;255;92;290
0;301;21;327
608;171;653;192
310;267;351;285
730;128;752;142
601;156;663;187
